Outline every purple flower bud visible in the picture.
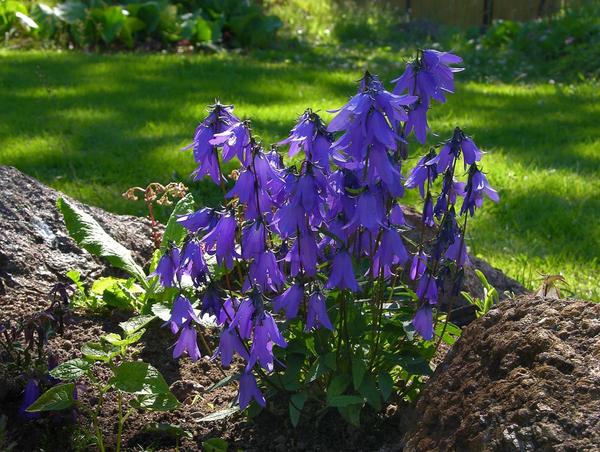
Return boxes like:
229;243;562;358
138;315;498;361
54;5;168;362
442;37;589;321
423;194;435;227
179;240;207;285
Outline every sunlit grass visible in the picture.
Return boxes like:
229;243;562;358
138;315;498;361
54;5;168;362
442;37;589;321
0;50;598;300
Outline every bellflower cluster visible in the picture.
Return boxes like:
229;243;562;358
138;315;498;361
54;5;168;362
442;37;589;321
153;49;500;415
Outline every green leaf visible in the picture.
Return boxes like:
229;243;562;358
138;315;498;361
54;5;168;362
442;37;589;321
397;356;433;377
377;371;394;401
434;322;462;346
337;403;361;426
289;392;307;428
151;303;171;321
160;193;194;252
57;198;147;287
359;375;381;411
206;373;241;392
352;358;366;390
26;383;75;412
131;392;179;411
49;358;90;381
327;374;350;398
327;394;363;408
81;341;120;362
202;437;228;452
197;406;240;422
102;329;145;347
110;361;170;395
119;314;156;336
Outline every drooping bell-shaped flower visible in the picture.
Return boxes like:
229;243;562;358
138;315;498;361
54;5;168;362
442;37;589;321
210;120;252;166
173;323;201;361
273;283;303;320
241;220;267;260
423;194;435;227
412;305;434;340
278;109;332;168
183;102;238;184
405;150;437;198
372;227;409;278
286;231;318;277
248;311;287;372
445;234;470;267
150;247;180;288
19;379;41;420
326;250;359;292
305;291;333;331
410;251;428;280
460;165;500;217
165;295;200;334
177;207;217;233
179;240;207;285
202;211;238;269
246;251;285;292
201;285;222;318
216;326;248;366
416;272;439;305
238;371;265;409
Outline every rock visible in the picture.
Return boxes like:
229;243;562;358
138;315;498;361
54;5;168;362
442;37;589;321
403;295;600;451
0;166;157;317
402;207;527;325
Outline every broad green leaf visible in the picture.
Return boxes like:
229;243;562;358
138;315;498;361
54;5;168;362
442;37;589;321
26;383;75;412
110;361;170;395
434;321;461;346
359;375;381;411
327;374;350;398
377;371;394;401
131;392;179;411
102;329;145;347
81;341;120;362
151;303;171;321
397;356;433;377
160;193;194;252
197;406;240;422
352;358;366;390
57;198;147;287
327;394;363;408
202;437;229;452
49;358;91;381
119;314;155;336
337;403;361;426
289;392;307;428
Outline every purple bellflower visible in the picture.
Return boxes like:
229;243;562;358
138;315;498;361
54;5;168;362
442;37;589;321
151;247;180;288
326;250;360;292
413;305;434;340
416;272;439;305
165;295;200;334
461;165;500;216
19;378;41;420
239;371;265;409
202;211;238;269
410;251;428;280
177;207;217;233
305;291;333;331
372;227;409;278
173;323;201;361
217;327;248;366
273;283;303;320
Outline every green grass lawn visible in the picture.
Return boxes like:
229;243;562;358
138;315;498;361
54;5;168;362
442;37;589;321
1;50;599;300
